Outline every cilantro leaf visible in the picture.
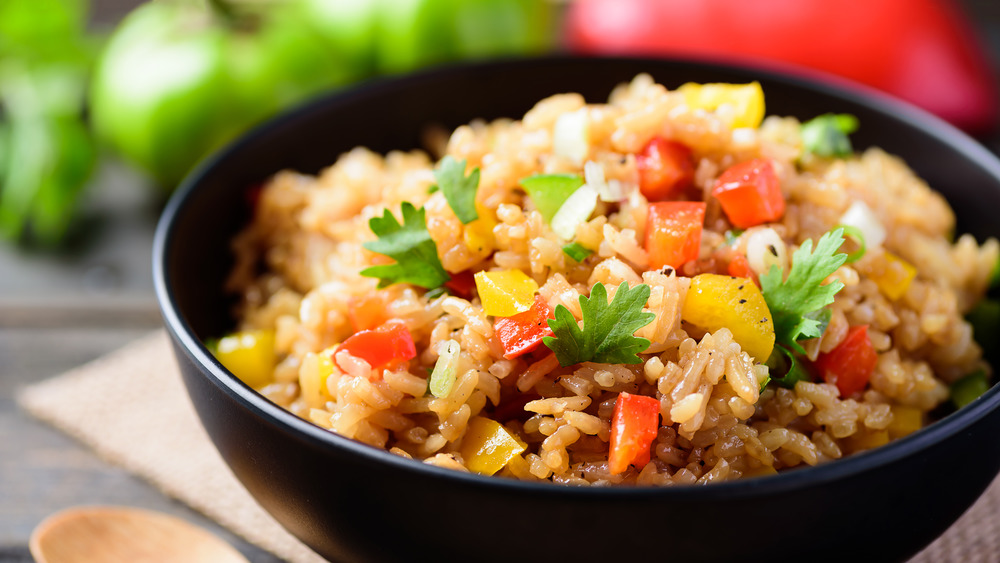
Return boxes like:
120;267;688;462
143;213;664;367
433;155;479;224
543;282;655;366
360;202;450;289
801;113;858;158
760;228;847;353
766;344;812;389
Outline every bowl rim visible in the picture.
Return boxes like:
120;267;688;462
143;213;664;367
154;54;1000;500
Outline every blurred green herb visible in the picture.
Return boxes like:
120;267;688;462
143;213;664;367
0;0;99;246
801;113;859;158
0;0;558;248
951;369;990;409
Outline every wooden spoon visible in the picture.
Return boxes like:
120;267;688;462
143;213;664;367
30;506;249;563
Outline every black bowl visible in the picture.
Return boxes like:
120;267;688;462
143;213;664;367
154;57;1000;563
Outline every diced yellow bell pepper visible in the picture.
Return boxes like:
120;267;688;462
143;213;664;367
677;81;765;129
870;251;916;301
215;329;276;388
463;203;497;261
681;274;775;362
300;347;336;408
887;405;923;439
475;269;539;317
847;429;890;452
459;416;527;476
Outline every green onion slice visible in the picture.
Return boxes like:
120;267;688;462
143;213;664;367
836;224;866;263
562;241;593;262
429;339;461;398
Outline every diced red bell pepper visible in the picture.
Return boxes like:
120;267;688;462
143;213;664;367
609;392;661;475
338;319;417;371
712;158;785;229
727;253;757;285
348;292;390;332
645;201;706;270
494;295;554;359
815;325;878;397
444;269;477;298
636;137;695;201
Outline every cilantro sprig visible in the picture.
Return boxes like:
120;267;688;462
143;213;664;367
543;282;655;366
360;202;450;289
433;155;479;224
760;227;847;387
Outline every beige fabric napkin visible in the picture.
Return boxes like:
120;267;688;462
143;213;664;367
17;330;324;563
17;330;1000;562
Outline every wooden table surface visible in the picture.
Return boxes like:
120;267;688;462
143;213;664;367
3;2;1000;562
0;161;283;563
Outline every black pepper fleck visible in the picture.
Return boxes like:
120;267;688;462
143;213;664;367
739;299;747;304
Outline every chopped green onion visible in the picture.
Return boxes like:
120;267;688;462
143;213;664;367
562;242;593;262
801;113;858;158
951;369;990;409
838;200;885;248
551;184;598;240
203;338;220;355
553;108;589;164
967;298;1000;365
427;184;439;194
428;339;461;398
724;228;745;246
759;375;771;394
584;160;624;202
519;173;584;223
836;224;866;263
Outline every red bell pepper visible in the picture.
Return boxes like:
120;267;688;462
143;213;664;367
645;201;705;270
636;137;694;201
814;325;878;397
347;292;390;332
338;319;417;371
712;159;785;229
727;253;757;285
609;392;661;474
564;0;999;134
494;295;554;359
444;269;477;298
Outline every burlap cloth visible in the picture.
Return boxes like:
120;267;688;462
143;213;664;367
17;330;1000;562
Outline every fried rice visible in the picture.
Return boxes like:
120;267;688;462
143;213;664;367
217;74;998;485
